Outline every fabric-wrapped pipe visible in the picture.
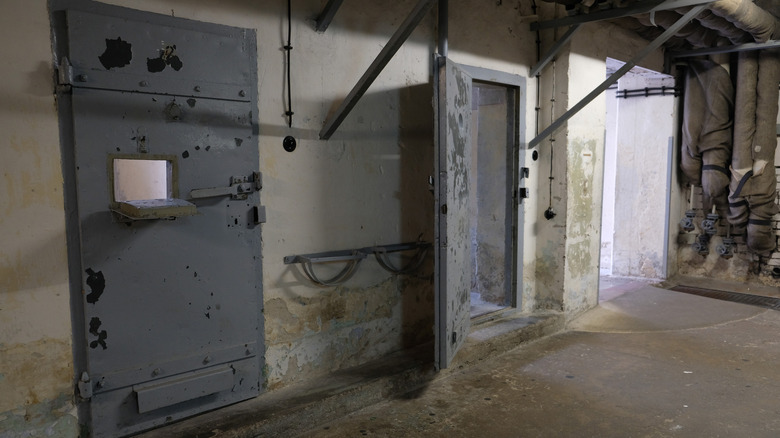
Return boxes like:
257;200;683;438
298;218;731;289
681;64;705;186
678;8;752;44
709;0;779;42
635;11;729;48
681;60;734;202
728;51;758;235
745;49;780;254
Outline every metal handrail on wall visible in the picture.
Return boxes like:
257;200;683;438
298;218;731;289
284;241;431;287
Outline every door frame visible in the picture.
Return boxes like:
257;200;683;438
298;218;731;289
433;56;526;369
460;65;526;310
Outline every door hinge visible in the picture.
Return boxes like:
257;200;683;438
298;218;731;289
77;371;92;400
56;56;74;92
520;167;530;179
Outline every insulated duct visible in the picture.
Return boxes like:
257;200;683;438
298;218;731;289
708;0;780;42
681;59;734;203
730;49;780;254
634;11;729;48
727;50;757;237
539;0;779;47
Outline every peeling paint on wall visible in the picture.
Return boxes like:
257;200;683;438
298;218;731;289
263;276;431;388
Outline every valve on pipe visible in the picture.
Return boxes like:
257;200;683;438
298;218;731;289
716;236;734;259
701;206;720;235
679;185;697;232
680;210;696;232
692;234;710;256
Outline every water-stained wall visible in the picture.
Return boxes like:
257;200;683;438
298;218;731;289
611;74;676;279
533;11;667;314
0;0;79;435
1;0;676;435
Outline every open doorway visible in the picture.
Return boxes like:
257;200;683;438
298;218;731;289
600;58;676;299
469;81;518;318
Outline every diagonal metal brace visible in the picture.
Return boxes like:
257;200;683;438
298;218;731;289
531;0;714;31
319;0;435;140
528;4;710;149
315;0;345;33
529;24;581;78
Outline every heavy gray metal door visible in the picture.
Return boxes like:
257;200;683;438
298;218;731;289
434;56;472;370
57;6;262;437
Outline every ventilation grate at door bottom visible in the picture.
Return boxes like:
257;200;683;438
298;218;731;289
670;285;780;311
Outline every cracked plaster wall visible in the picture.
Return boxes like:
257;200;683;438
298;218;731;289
611;74;676;280
1;0;677;435
533;12;667;314
1;1;538;434
0;0;78;436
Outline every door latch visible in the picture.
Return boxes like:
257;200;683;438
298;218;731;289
518;187;529;200
520;167;530;179
190;172;262;200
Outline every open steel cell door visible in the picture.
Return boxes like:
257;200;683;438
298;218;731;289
55;4;264;437
433;56;473;370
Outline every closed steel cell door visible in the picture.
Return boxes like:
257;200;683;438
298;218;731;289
54;4;263;437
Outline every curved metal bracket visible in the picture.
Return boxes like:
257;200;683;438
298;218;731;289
371;242;430;275
300;255;364;287
284;241;430;286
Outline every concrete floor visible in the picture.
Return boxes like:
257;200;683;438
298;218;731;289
297;279;780;437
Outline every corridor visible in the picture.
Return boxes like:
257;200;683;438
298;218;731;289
298;280;780;437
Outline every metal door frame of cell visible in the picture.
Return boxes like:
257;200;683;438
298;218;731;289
50;1;264;435
434;56;526;370
457;64;526;312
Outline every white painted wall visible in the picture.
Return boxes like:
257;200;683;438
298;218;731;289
559;22;666;313
611;74;676;279
601;86;618;276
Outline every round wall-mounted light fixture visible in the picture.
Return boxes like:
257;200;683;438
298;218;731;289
283;136;297;152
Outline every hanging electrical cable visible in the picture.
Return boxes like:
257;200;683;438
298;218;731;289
544;54;557;220
534;0;557;220
284;0;294;128
282;0;297;152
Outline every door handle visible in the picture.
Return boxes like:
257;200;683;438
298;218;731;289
190;172;261;201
